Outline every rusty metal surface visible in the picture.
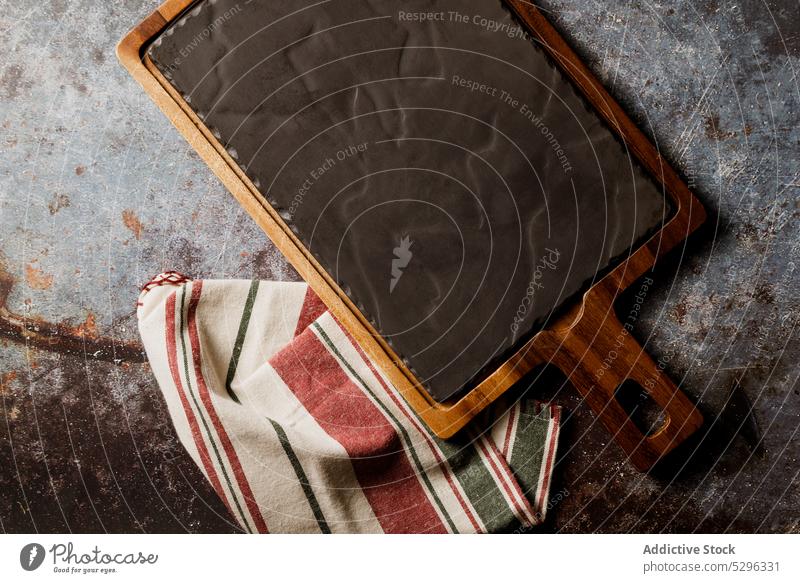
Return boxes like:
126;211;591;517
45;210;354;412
1;0;798;533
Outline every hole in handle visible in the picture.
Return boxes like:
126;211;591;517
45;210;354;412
614;379;669;436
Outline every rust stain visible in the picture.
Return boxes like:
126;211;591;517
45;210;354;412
672;302;688;324
122;209;144;240
0;261;145;363
70;312;98;338
48;193;71;215
704;114;736;141
75;165;85;176
0;370;18;396
25;264;53;290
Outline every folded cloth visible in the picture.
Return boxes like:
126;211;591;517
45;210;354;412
136;272;561;533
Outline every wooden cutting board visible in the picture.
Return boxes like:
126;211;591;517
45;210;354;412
118;0;705;471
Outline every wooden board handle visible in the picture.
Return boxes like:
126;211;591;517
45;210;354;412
547;286;703;471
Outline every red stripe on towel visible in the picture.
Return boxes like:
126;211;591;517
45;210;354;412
164;291;230;512
536;405;561;512
186;282;269;534
294;287;328;337
343;330;482;532
270;328;447;533
502;405;517;459
475;436;537;525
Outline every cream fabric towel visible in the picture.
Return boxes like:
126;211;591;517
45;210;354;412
137;272;561;533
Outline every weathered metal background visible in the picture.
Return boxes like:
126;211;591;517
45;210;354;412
1;0;797;533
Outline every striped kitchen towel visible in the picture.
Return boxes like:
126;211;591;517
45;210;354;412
137;272;561;533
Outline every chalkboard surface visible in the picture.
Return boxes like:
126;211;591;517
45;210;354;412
149;0;670;401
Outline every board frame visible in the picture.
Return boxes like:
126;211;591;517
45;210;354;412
118;0;705;471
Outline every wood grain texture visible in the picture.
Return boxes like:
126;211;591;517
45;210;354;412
117;0;705;471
